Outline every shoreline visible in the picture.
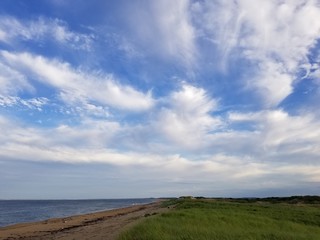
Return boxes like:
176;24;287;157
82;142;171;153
0;200;167;240
0;198;156;228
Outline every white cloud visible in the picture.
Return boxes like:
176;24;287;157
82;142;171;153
260;110;320;156
0;95;18;107
228;109;320;159
252;61;293;106
0;62;33;95
1;51;154;112
52;121;121;148
191;0;245;71
309;61;320;81
228;111;259;122
193;0;320;106
0;28;6;41
125;0;196;67
0;95;49;111
0;15;93;50
156;84;222;149
20;97;49;111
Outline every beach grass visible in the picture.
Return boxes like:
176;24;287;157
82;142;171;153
118;198;320;240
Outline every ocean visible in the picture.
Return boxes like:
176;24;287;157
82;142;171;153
0;198;155;227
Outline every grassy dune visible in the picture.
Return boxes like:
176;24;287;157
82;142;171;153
118;197;320;240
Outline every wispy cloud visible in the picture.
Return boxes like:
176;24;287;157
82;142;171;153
0;15;94;50
124;0;196;68
156;84;222;150
228;109;320;160
0;95;48;111
192;0;320;106
0;62;33;95
1;51;154;112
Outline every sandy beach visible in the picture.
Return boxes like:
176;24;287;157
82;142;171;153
0;200;167;240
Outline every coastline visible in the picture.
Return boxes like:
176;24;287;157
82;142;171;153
0;200;167;240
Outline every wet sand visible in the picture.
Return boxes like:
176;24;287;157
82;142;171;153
0;200;168;240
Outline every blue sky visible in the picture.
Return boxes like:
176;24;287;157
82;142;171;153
0;0;320;199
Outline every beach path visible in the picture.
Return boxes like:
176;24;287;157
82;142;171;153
0;200;167;240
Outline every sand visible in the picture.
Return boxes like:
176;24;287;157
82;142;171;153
0;200;168;240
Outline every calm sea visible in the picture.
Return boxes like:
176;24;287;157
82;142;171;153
0;198;155;227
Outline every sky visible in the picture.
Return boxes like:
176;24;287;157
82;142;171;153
0;0;320;199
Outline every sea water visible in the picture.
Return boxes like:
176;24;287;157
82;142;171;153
0;198;154;227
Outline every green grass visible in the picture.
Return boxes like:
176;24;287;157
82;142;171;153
118;198;320;240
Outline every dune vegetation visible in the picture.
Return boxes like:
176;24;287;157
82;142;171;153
118;197;320;240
